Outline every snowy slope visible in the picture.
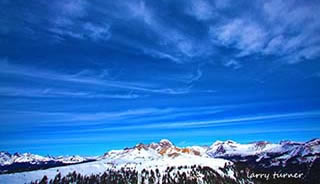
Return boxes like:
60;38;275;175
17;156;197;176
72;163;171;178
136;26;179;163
0;156;236;184
0;140;240;184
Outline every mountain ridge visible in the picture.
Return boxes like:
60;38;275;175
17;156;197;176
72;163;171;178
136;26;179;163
1;138;319;183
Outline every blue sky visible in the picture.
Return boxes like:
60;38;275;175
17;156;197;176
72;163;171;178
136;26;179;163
0;0;320;156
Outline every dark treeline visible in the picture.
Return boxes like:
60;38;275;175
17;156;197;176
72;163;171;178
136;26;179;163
30;165;249;184
233;157;320;184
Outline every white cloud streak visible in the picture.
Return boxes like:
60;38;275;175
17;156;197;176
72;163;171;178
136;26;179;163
1;104;243;126
50;23;111;42
0;60;193;95
57;110;320;132
0;108;175;126
0;87;140;99
223;59;241;70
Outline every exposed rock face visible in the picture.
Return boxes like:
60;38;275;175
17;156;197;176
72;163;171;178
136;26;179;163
114;139;202;159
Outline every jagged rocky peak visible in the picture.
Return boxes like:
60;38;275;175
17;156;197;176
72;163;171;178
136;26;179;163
134;139;174;151
211;140;223;146
155;139;202;157
253;141;270;149
306;138;320;145
133;139;173;149
208;140;238;154
105;139;203;159
225;140;237;144
254;140;269;145
134;143;149;151
279;140;302;146
135;139;174;147
13;152;21;157
277;140;320;154
0;151;10;157
159;139;173;147
211;140;237;147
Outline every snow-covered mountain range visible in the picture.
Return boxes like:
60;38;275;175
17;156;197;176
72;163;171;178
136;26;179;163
0;151;94;174
207;139;320;167
0;152;88;166
0;139;319;184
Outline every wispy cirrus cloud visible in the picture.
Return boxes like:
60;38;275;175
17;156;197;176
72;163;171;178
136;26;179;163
47;0;112;42
187;66;203;84
61;110;320;133
50;23;111;42
1;104;240;127
110;0;215;63
187;0;215;21
222;59;241;70
142;49;181;64
210;19;268;57
158;111;320;129
0;108;174;126
207;0;320;63
52;0;88;25
186;0;232;21
0;87;140;99
55;108;172;123
118;0;319;64
161;65;204;84
2;0;319;65
3;127;320;148
0;60;196;95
